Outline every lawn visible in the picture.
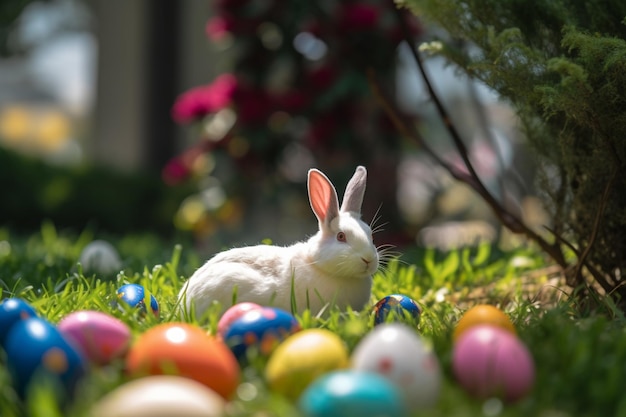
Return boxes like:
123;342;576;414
1;224;625;417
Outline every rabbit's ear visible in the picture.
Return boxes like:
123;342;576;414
340;166;367;214
308;169;340;228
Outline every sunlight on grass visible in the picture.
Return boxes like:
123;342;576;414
0;226;624;417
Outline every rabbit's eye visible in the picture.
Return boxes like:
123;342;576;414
337;232;347;242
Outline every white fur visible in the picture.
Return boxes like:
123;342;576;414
179;166;378;318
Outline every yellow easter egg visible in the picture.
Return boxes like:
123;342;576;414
453;305;516;341
265;329;349;399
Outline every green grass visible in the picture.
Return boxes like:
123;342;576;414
1;225;625;417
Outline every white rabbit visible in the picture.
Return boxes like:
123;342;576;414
179;166;379;319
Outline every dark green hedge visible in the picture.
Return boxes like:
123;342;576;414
0;147;193;236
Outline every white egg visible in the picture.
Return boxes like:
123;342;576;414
90;375;226;417
351;323;442;410
79;240;122;274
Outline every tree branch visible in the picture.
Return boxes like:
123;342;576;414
571;166;619;291
378;2;567;268
544;225;613;293
368;69;567;268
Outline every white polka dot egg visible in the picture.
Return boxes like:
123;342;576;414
351;323;442;410
79;240;122;274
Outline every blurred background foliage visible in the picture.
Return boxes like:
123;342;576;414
0;0;32;56
0;146;194;236
165;0;541;252
0;0;544;258
165;0;423;247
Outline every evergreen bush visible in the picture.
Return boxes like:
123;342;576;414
402;0;626;303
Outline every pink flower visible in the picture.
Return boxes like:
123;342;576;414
162;140;222;185
234;87;275;124
277;90;310;113
205;16;234;41
214;0;249;12
171;74;238;124
388;11;423;44
306;65;338;90
162;157;191;185
339;3;380;31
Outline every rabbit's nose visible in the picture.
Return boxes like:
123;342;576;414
362;256;378;272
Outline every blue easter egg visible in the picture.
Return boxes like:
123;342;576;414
299;370;408;417
5;317;86;398
0;298;38;347
116;284;159;317
373;294;422;325
224;307;300;360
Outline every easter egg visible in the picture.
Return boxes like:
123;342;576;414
217;302;262;338
452;325;535;402
351;323;442;410
58;310;131;365
0;297;38;347
79;240;122;274
126;322;239;399
299;370;408;417
224;307;300;360
266;329;349;399
5;317;85;398
453;304;515;341
116;284;159;317
373;294;421;325
90;375;225;417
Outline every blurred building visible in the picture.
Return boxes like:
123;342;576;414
0;0;215;172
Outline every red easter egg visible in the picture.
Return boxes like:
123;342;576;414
452;325;534;402
126;322;239;399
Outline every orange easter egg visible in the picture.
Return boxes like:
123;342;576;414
453;305;516;341
126;322;239;399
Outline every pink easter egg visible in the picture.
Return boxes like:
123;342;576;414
217;302;262;338
58;310;131;365
452;325;535;402
217;302;263;337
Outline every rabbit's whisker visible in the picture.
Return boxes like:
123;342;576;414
376;244;402;257
371;220;389;235
379;249;403;259
377;246;406;268
370;204;384;228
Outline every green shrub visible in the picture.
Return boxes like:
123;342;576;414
402;0;626;304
